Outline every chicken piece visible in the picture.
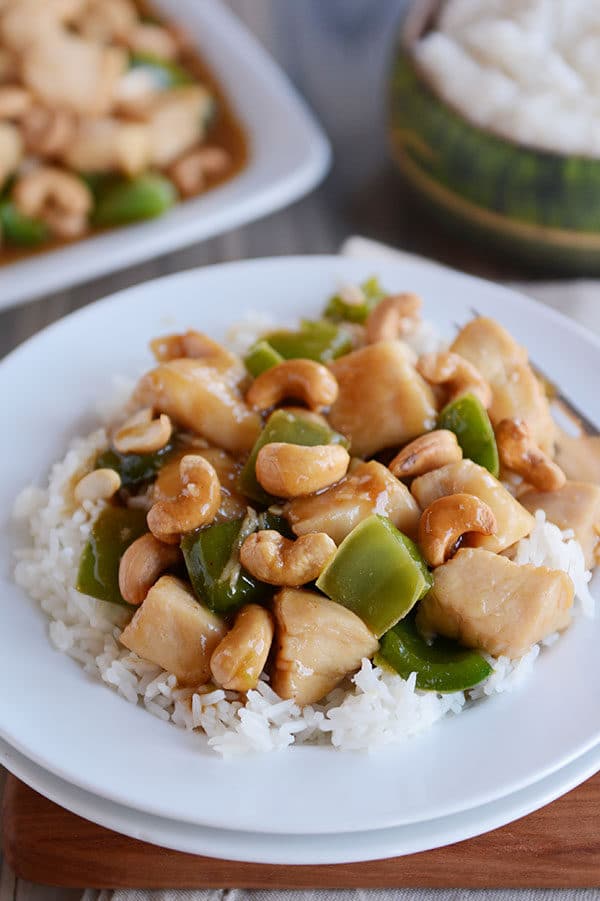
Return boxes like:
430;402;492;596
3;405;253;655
0;120;21;187
417;548;573;659
126;23;179;60
0;1;78;52
328;341;437;457
555;432;600;485
272;588;379;705
210;604;274;692
62;118;150;176
153;446;247;523
76;0;137;43
21;30;127;116
520;481;600;569
451;317;555;455
411;459;534;554
119;575;227;686
285;459;421;544
145;86;213;168
135;358;260;455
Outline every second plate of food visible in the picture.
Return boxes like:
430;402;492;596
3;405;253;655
1;255;599;835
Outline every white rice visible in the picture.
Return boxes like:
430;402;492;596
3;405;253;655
415;0;600;158
11;305;597;757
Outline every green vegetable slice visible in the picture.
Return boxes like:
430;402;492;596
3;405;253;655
0;201;49;246
181;516;269;615
438;393;500;476
238;409;349;505
244;340;284;377
93;174;177;226
76;507;148;607
324;276;385;323
265;319;353;363
95;440;177;488
129;52;194;88
376;616;493;692
316;514;432;638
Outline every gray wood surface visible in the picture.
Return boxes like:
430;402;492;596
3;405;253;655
0;1;585;898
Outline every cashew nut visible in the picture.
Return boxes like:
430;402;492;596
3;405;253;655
118;532;180;606
417;351;492;409
21;106;76;157
126;23;179;60
365;292;422;343
113;407;172;454
496;418;566;492
246;359;338;412
240;530;336;586
210;604;274;692
0;86;31;119
389;430;463;479
418;493;497;567
147;454;220;544
74;467;121;503
12;166;92;238
256;442;350;498
169;146;230;197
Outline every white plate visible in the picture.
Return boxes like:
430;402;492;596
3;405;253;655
1;256;599;836
0;0;330;312
2;733;600;864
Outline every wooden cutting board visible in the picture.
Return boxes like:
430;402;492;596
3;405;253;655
3;774;600;889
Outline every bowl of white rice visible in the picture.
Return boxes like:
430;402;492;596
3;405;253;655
389;0;600;272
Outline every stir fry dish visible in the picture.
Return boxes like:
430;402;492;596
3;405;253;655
0;0;245;260
57;280;597;724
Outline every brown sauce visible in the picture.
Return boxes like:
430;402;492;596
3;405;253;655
0;3;248;266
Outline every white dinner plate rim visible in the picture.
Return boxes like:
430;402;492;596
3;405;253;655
1;734;599;864
0;0;331;313
1;255;599;836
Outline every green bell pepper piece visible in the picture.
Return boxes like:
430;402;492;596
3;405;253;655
95;440;177;488
257;509;295;538
181;517;269;615
316;514;432;638
0;201;49;246
244;340;284;377
324;276;385;324
93;174;177;226
265;319;353;363
238;409;349;505
438;393;500;477
376;615;493;692
129;52;194;88
76;507;148;607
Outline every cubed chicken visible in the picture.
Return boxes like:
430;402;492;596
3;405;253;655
135;356;261;455
119;575;227;686
328;341;437;457
153;446;247;523
285;460;421;544
146;86;213;168
272;588;379;705
411;459;534;554
520;481;600;569
555;432;600;485
0;121;21;188
63;118;151;176
451;317;555;455
21;30;127;116
416;548;573;658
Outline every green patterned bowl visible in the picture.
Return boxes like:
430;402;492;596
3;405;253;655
388;0;600;273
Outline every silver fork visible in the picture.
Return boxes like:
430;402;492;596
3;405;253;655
455;309;600;437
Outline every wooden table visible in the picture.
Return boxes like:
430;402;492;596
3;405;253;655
0;1;581;898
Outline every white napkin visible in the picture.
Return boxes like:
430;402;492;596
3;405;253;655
81;237;600;901
341;236;600;337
